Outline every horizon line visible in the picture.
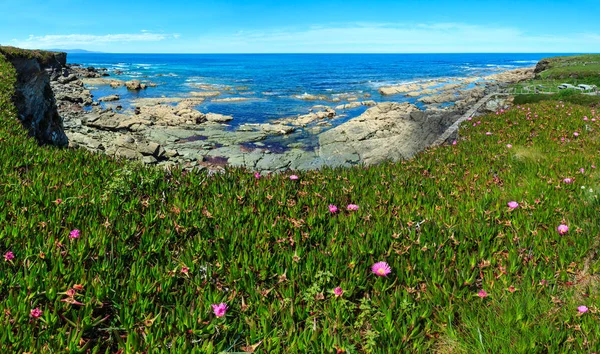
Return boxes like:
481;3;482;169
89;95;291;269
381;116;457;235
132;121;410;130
60;51;594;55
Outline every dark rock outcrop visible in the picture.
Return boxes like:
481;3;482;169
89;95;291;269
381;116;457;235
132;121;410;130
534;59;551;75
2;49;69;146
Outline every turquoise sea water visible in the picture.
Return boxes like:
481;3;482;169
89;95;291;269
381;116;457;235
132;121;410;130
69;53;562;126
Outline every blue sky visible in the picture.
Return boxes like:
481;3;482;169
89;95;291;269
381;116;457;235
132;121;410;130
1;0;599;53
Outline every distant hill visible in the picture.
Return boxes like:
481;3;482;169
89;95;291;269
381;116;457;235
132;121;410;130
47;49;102;54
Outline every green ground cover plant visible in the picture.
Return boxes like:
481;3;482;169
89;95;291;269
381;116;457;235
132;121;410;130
0;46;63;67
1;52;600;353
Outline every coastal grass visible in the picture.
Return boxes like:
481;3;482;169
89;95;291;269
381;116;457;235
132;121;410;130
536;54;600;87
0;46;63;67
2;51;600;353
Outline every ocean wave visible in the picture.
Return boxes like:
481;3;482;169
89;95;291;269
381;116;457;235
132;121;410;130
511;60;539;64
484;64;517;68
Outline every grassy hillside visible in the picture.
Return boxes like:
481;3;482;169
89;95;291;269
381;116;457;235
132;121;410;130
2;51;600;353
536;54;600;87
0;46;64;66
512;54;600;106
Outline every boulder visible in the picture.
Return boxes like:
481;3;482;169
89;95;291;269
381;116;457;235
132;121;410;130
190;91;221;98
125;80;144;91
98;94;120;102
142;156;158;164
137;142;161;156
114;147;143;160
205;113;233;123
318;102;457;166
57;74;78;84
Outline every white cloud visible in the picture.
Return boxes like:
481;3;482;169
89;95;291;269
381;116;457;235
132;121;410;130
9;23;599;53
188;22;600;53
12;32;179;49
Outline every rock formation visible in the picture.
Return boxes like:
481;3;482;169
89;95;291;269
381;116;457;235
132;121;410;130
0;47;68;146
318;102;460;166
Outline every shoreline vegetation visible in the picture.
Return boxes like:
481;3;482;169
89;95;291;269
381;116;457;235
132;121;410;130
1;48;600;352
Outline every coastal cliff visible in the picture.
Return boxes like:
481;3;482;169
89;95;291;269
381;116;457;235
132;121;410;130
0;46;68;146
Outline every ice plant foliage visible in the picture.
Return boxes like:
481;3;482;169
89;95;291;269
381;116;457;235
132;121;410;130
212;303;228;318
2;49;600;354
371;262;391;277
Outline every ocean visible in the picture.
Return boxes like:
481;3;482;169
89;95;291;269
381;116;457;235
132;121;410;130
68;53;561;126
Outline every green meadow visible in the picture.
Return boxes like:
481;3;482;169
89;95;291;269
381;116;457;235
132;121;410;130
1;51;600;353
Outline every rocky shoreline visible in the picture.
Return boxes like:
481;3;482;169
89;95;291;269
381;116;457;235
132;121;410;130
49;61;534;173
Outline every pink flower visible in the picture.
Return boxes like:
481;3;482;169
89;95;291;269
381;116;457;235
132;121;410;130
30;308;42;318
4;251;14;261
580;168;585;174
452;140;457;145
371;262;391;277
181;266;189;275
573;132;579;137
211;303;228;318
329;204;338;213
254;172;261;179
557;224;569;235
486;132;492;136
66;288;76;297
55;198;63;205
289;175;299;180
506;144;512;148
347;204;359;211
333;287;343;297
563;178;573;184
561;137;565;142
578;305;589;313
477;290;488;298
507;201;519;209
69;229;81;239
